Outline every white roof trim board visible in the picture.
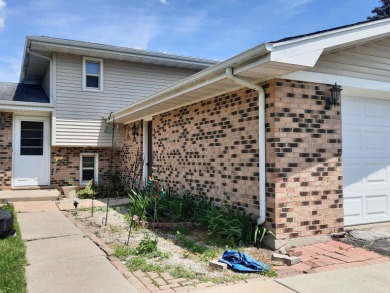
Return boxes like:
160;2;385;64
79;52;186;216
112;18;390;124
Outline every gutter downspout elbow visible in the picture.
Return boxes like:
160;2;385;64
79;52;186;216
225;67;266;225
27;48;53;104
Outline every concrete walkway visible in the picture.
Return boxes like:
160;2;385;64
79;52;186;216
277;262;390;293
15;201;138;293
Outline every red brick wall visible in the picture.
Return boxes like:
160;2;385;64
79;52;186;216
103;78;344;241
265;79;343;239
50;147;116;188
0;112;13;190
152;88;261;215
117;121;144;188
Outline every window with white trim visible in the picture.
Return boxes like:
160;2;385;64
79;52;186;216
82;57;103;91
80;153;99;185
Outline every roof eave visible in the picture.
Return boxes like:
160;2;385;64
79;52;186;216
112;43;271;122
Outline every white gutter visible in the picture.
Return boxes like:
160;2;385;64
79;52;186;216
26;48;53;103
225;67;266;225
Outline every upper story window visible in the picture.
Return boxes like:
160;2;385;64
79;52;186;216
82;57;103;91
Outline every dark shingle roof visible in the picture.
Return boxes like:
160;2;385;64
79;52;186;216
271;18;389;44
0;82;49;103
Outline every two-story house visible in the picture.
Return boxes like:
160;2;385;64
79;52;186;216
0;36;216;189
3;18;390;248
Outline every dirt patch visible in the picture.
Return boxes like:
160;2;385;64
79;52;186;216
70;206;278;284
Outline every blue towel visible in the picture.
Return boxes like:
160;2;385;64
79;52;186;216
219;250;270;273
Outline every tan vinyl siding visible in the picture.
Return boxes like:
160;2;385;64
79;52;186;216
307;38;390;82
42;65;50;98
55;53;199;146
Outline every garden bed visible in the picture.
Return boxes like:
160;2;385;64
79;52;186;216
69;205;278;288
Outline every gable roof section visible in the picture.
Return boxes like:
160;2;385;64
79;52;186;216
0;82;53;112
21;36;218;84
0;82;49;103
112;18;390;124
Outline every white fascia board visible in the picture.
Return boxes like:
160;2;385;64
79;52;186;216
0;100;54;112
19;38;31;83
282;71;390;92
269;19;390;66
28;38;217;68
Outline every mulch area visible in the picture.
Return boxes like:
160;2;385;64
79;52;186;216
63;210;390;292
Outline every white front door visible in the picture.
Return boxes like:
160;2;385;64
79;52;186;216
13;116;50;187
343;96;390;226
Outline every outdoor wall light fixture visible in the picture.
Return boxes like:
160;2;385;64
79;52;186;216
326;83;343;110
131;122;139;142
0;114;5;129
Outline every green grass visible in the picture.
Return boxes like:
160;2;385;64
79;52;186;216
0;205;27;293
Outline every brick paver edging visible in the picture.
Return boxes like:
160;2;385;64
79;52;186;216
275;240;390;277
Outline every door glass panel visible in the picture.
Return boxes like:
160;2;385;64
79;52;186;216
20;121;44;156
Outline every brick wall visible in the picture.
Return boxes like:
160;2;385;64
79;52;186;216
115;78;344;242
0;112;13;190
265;79;343;240
117;121;144;188
50;147;116;188
152;88;260;215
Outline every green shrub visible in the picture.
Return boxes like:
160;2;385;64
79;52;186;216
77;179;97;199
136;234;158;255
196;203;253;246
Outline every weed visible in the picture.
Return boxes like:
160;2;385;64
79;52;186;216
108;224;121;233
170;266;196;279
198;248;222;262
126;256;165;272
174;226;191;235
136;234;158;255
94;230;101;238
262;269;278;278
115;246;137;259
176;234;207;254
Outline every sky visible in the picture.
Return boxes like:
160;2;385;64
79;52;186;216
0;0;381;82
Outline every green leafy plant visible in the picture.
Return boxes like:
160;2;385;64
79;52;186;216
196;203;253;246
128;189;153;221
77;179;97;199
253;225;276;245
136;234;158;255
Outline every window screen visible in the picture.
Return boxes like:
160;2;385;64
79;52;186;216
82;156;95;181
85;61;100;88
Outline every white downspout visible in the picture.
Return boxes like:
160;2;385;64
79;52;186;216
225;67;266;225
27;48;53;104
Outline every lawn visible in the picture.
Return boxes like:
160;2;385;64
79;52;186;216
0;205;27;293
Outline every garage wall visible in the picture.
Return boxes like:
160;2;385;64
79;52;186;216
0;112;13;190
343;95;390;225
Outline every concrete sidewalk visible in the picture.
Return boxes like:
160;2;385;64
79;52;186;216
15;201;138;293
277;261;390;293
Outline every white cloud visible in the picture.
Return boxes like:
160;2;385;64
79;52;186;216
0;0;6;10
159;0;168;4
0;18;4;30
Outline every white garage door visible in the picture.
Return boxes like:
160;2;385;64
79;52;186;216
343;96;390;226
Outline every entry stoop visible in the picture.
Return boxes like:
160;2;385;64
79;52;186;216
0;189;60;204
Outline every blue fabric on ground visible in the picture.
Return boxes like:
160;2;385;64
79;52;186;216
219;250;270;273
